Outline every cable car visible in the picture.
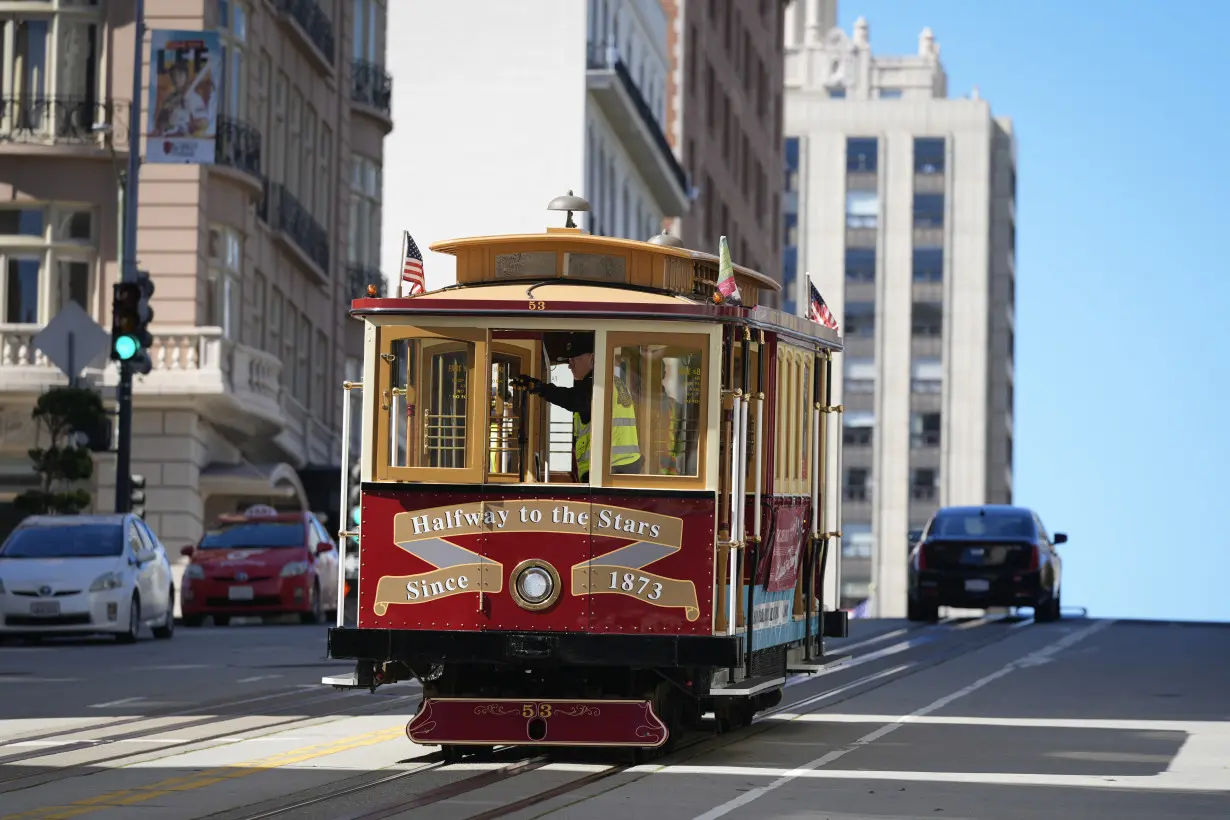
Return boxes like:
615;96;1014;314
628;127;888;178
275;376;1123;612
323;193;850;758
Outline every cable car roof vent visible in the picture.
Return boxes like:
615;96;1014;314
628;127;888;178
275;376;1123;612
647;231;684;247
547;190;590;229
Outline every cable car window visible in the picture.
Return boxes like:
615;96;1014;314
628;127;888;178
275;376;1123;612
489;350;526;477
386;336;476;470
606;334;708;481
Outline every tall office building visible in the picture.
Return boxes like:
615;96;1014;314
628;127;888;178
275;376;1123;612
783;0;1016;616
384;0;687;288
0;1;393;566
661;0;786;304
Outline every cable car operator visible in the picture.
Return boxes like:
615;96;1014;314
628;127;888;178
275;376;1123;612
511;334;641;482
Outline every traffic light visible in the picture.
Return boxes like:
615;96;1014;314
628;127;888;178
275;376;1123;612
110;270;154;374
130;474;146;519
347;462;361;531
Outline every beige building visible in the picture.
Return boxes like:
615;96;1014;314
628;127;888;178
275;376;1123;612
0;0;392;568
783;0;1016;616
661;0;786;305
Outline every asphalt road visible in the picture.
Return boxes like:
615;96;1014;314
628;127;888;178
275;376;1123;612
0;615;1227;819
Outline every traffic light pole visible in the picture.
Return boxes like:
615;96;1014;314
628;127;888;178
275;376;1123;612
115;0;145;515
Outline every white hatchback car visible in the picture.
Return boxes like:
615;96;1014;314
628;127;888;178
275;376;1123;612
0;514;175;643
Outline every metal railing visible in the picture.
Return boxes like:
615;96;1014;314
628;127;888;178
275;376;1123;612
215;115;262;178
274;0;335;63
910;430;941;448
0;97;130;147
585;42;688;194
351;60;392;117
264;182;330;273
911;485;938;501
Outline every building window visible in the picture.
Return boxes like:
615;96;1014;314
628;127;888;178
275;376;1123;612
348;154;382;268
910;412;941;447
845;247;875;282
218;0;248;121
248;269;266;350
911;301;943;336
844;357;875;394
206;225;242;339
911;357;942;393
846;137;877;173
287;88;302;195
844;301;875;337
913;193;944;229
879;88;903;99
313;328;328;418
846;190;878;229
914;137;945;174
297;311;310;405
271;71;288;185
353;0;384;63
844;467;870;502
911;468;938;501
318;123;333;226
0;204;96;325
844;410;873;447
913;246;943;282
0;7;102;135
302;105;317;220
784;135;799;191
829;87;845;99
842;522;873;558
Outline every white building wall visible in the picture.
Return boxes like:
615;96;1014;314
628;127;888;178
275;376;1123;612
383;0;590;290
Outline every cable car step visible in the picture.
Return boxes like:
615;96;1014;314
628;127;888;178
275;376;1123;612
708;674;785;697
788;652;853;673
406;698;668;748
322;672;365;689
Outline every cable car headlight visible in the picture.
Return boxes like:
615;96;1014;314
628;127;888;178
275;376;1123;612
510;560;560;611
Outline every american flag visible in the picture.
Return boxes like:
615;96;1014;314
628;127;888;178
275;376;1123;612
808;276;839;332
401;230;425;296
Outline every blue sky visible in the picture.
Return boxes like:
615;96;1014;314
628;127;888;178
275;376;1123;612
836;1;1229;622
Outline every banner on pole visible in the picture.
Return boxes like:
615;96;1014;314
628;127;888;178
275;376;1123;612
146;29;219;164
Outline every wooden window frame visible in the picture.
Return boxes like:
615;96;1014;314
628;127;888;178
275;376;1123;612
601;331;711;491
373;325;489;484
486;339;544;484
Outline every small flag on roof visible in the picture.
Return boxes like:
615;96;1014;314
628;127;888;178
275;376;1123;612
713;235;742;305
808;273;839;331
400;230;426;297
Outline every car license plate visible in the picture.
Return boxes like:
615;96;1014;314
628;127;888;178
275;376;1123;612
30;601;61;616
965;579;990;593
228;586;254;601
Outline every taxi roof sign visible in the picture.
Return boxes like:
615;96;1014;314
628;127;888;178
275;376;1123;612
243;504;279;518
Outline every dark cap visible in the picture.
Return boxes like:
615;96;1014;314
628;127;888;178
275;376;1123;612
561;333;593;358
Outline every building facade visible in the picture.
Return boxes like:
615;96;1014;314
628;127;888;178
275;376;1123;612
662;0;786;306
382;0;686;289
0;0;392;577
783;0;1016;616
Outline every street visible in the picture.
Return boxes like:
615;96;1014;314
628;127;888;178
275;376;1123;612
1;616;1227;819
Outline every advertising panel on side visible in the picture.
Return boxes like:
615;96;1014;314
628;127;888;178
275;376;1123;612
145;29;219;164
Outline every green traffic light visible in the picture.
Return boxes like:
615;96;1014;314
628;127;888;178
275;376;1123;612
351;507;361;526
114;335;139;360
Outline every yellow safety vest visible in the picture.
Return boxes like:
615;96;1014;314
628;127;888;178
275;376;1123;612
575;378;639;477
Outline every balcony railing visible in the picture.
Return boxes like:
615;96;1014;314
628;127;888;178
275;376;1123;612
346;263;385;298
263;182;330;274
274;0;335;64
0;97;130;149
911;485;938;501
910;430;941;448
585;42;688;194
351;61;392;117
215;115;262;179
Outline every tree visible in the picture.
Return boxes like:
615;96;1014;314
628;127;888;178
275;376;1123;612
13;386;108;517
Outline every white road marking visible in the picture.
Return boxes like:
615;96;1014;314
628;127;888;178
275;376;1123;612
762;665;914;722
825;628;910;654
134;664;211;671
0;677;81;684
784;634;935;690
689;618;1116;819
237;674;284;683
759;715;1230;732
649;765;1230;792
87;696;148;709
4;740;79;747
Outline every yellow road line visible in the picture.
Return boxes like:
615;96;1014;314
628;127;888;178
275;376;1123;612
2;725;406;820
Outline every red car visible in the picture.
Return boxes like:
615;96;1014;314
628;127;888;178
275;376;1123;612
179;505;341;626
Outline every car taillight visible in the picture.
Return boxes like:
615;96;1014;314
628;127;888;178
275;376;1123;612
1027;545;1040;571
912;545;926;570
